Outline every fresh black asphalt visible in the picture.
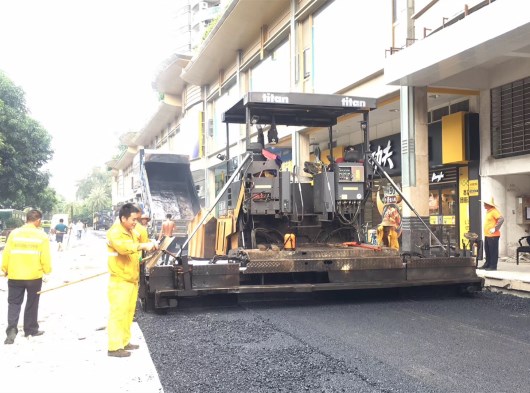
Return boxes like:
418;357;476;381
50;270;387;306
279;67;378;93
138;289;530;393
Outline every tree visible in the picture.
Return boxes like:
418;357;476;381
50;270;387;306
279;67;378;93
0;71;55;213
75;167;112;200
86;185;111;213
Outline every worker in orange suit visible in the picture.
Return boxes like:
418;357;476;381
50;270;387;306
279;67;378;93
376;218;400;251
106;203;157;358
478;197;504;271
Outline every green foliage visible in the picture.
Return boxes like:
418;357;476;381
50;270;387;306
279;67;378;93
75;167;112;200
73;168;112;224
0;71;55;213
86;185;111;212
112;144;127;160
202;13;221;43
5;217;24;229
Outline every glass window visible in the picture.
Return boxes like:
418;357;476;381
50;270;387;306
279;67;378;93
431;106;449;122
491;76;530;158
429;189;440;216
441;188;456;216
211;84;240;151
250;40;290;92
313;0;391;93
450;100;469;113
303;48;311;79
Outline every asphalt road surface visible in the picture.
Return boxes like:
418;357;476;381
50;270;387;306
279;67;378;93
138;289;530;393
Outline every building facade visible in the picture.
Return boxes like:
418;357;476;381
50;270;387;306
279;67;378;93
109;0;530;257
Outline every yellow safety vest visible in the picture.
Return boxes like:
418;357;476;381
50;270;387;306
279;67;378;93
107;222;141;283
1;223;52;280
134;223;149;243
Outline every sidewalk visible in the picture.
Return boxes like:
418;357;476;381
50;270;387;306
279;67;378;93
476;256;530;296
0;231;163;393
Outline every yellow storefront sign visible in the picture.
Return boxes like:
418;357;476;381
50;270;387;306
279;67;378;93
430;216;442;225
459;167;470;248
468;179;479;196
443;215;456;225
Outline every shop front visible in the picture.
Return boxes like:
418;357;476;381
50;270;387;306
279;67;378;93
428;110;481;254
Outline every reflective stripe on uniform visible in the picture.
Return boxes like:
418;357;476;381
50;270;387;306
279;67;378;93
13;237;43;244
11;250;41;255
108;252;119;257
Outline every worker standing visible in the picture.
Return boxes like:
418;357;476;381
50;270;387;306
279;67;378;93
135;213;150;243
376;218;400;251
2;209;52;344
158;213;177;265
478;197;504;271
106;203;157;358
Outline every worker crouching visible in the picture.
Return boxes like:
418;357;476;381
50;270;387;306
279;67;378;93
106;203;157;358
377;218;400;251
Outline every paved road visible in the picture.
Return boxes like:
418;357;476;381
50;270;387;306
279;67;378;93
138;289;530;393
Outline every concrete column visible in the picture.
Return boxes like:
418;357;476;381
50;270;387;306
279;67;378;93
293;130;310;175
290;0;297;90
400;86;430;253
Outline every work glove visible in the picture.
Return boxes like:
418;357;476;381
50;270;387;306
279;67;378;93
489;228;495;234
141;242;158;252
42;274;50;283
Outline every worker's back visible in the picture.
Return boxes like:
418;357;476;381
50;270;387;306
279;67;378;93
161;219;175;237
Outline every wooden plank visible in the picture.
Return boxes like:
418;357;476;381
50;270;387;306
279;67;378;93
145;236;175;271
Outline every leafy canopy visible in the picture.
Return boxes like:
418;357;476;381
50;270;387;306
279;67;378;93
0;70;56;213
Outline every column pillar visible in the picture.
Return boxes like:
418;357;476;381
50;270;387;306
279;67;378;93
400;86;430;253
293;130;310;175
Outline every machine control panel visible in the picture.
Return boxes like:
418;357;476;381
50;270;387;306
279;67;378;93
337;164;364;182
333;163;365;201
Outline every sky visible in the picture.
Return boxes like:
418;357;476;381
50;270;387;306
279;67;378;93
0;0;181;200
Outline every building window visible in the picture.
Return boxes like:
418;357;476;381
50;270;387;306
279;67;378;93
428;100;469;124
491;77;530;158
431;106;449;123
303;48;311;79
450;100;469;114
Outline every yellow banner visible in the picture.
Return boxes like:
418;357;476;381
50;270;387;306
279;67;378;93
468;179;479;196
442;215;455;225
430;216;442;225
458;167;470;248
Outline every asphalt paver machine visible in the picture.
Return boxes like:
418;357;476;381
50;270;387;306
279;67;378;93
139;92;483;312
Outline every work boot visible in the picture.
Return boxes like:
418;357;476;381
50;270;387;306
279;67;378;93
124;343;139;350
4;327;17;345
108;349;131;358
25;330;45;337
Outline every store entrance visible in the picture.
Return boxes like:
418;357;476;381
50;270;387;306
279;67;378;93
429;182;458;252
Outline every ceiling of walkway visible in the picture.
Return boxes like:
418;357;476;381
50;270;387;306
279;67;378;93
182;0;290;85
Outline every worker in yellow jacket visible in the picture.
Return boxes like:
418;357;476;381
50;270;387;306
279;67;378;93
376;218;400;251
106;203;157;358
135;213;150;243
2;209;51;344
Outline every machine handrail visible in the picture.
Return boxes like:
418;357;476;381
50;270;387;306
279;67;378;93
177;153;253;257
367;153;448;255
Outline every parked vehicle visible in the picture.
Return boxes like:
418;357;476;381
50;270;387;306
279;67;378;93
41;219;52;234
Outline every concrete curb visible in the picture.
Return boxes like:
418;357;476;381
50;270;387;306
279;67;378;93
476;260;530;297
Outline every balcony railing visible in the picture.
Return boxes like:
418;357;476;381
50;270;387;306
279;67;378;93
387;0;495;56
